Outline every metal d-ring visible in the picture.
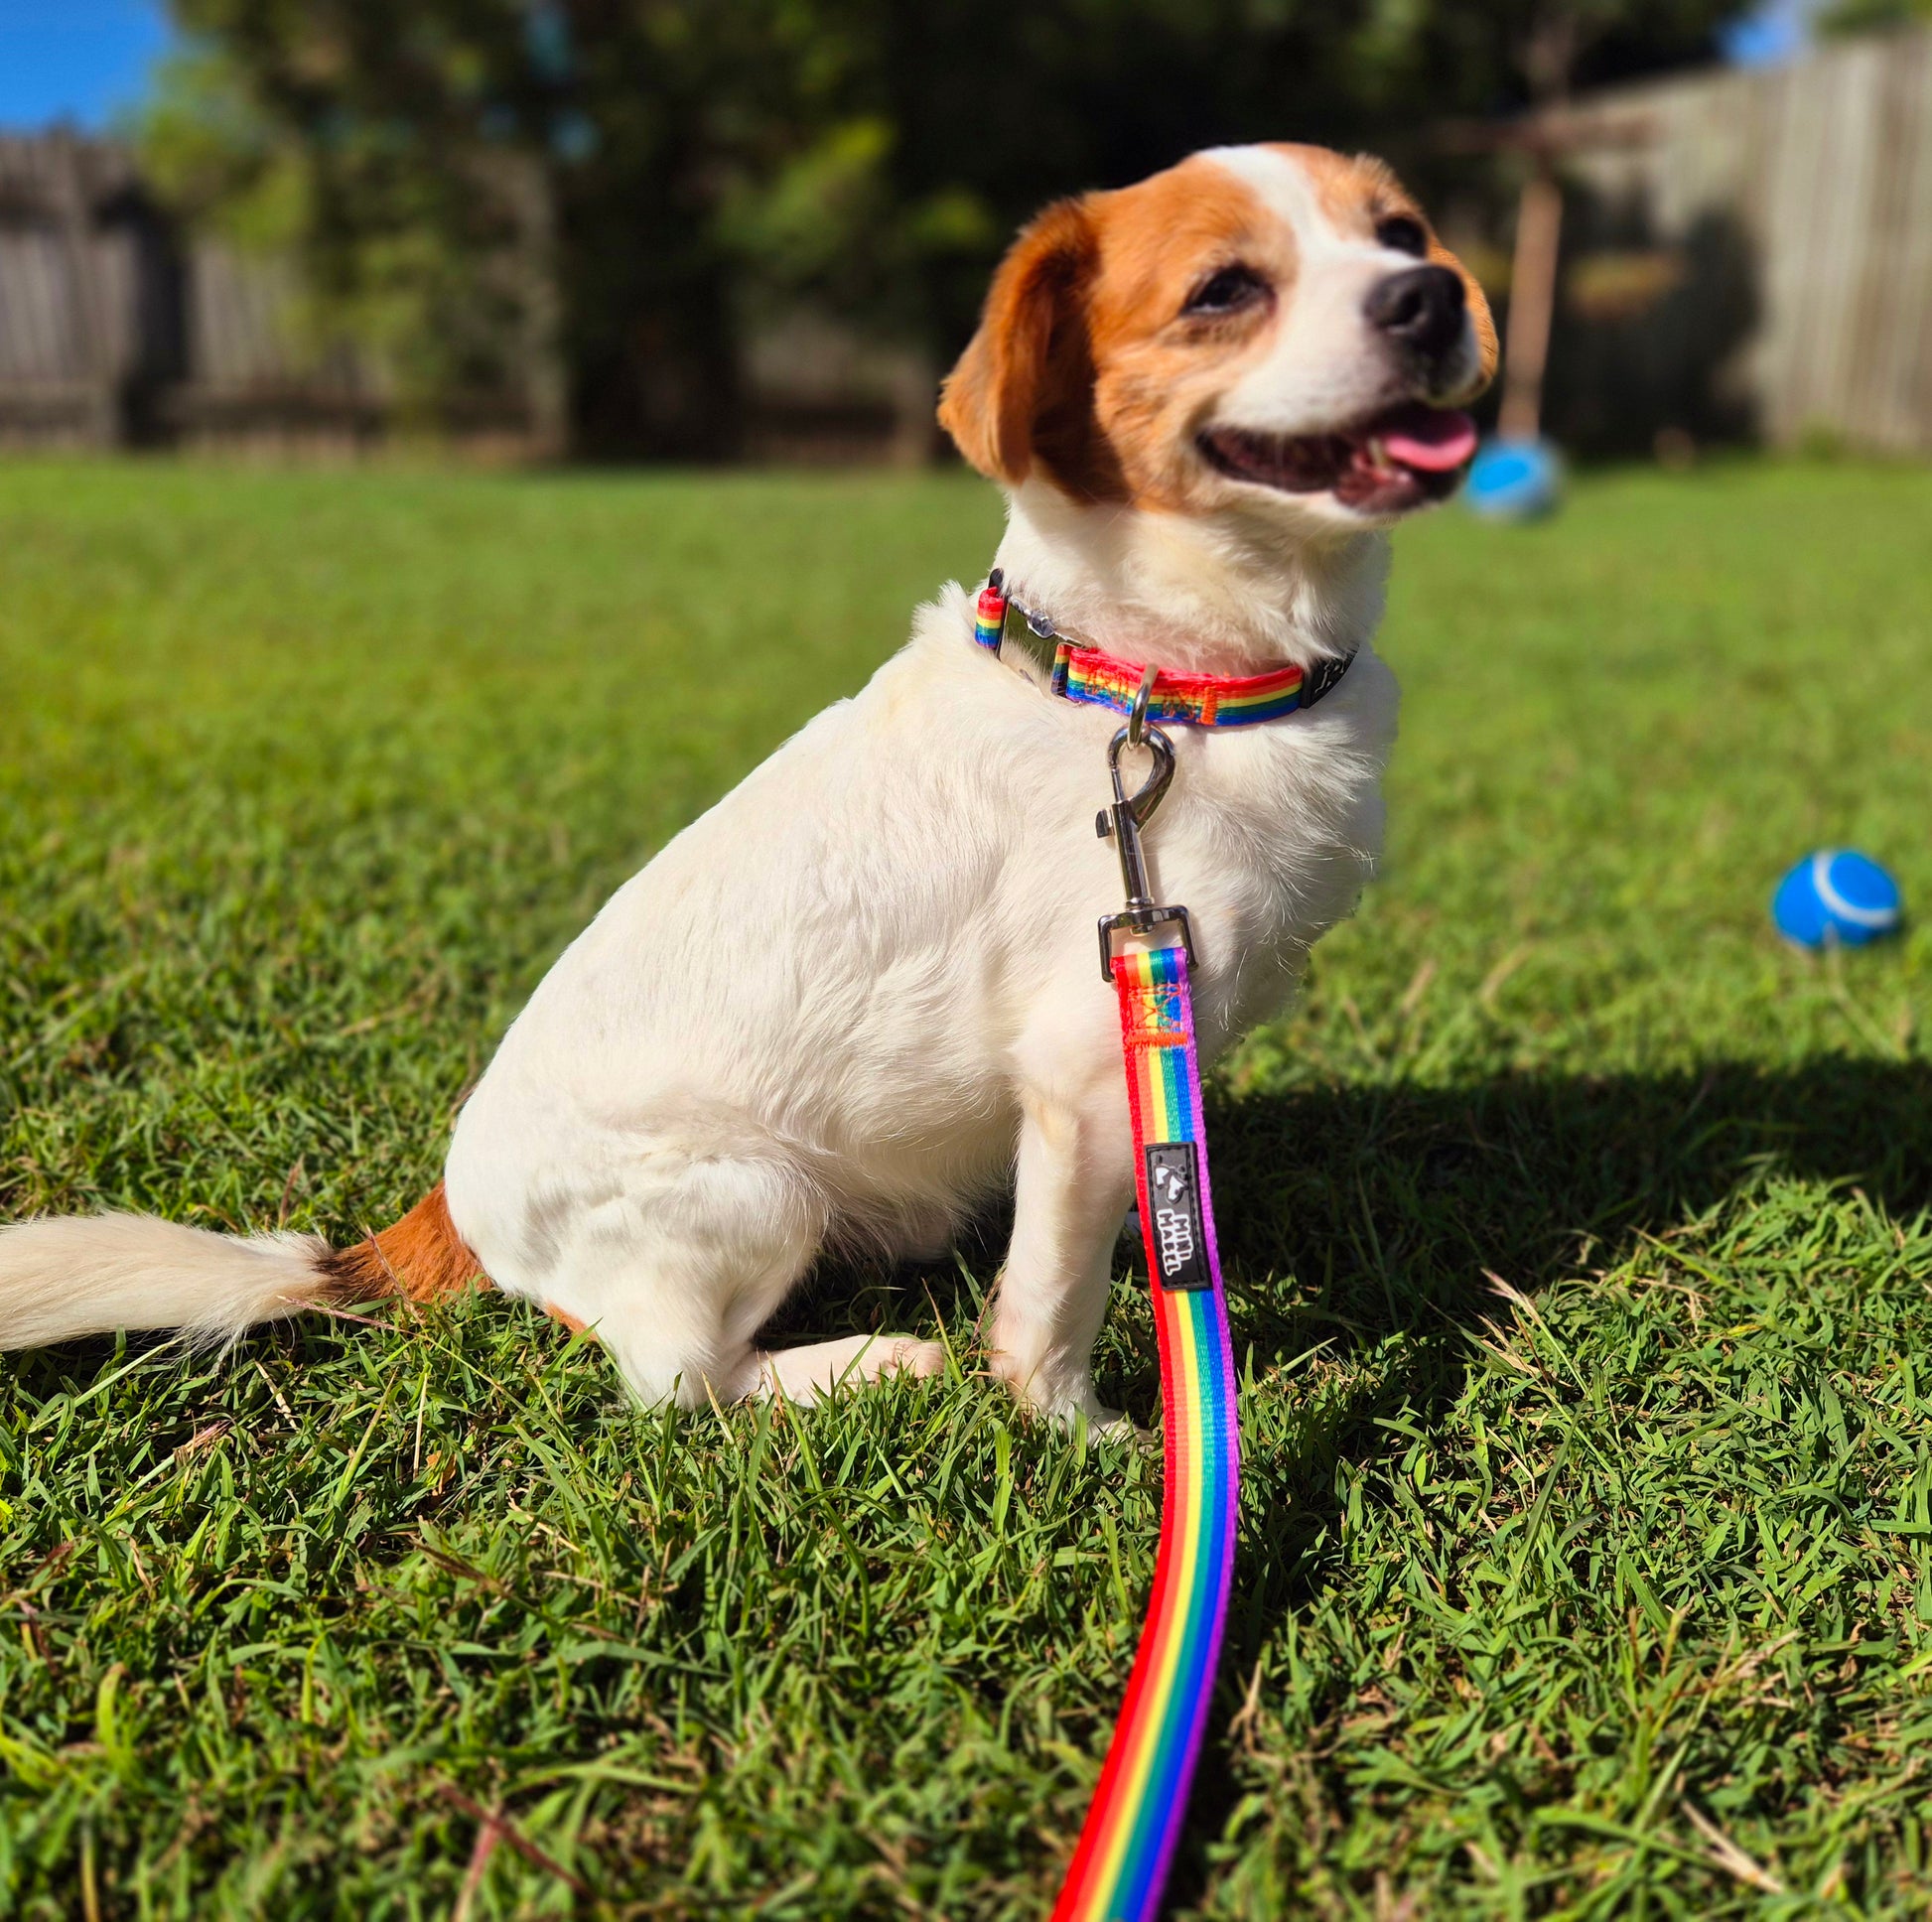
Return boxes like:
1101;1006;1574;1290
1127;661;1160;746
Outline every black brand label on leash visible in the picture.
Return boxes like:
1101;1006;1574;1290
1144;1143;1209;1291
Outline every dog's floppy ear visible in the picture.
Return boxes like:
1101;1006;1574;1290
1429;234;1499;389
939;197;1103;486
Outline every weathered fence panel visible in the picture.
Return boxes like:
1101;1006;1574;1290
0;130;541;454
0;132;136;445
169;242;388;453
1558;26;1932;454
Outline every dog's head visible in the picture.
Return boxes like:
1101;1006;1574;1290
939;145;1497;531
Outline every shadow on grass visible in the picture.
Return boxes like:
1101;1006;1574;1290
1173;1054;1932;1900
10;1052;1927;1908
767;1054;1932;1903
791;1053;1932;1391
1180;1054;1930;1601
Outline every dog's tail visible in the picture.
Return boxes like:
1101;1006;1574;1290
0;1183;484;1351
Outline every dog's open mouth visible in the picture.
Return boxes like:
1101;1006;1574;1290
1199;402;1478;514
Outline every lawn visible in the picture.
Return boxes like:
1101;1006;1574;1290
1;456;1929;1920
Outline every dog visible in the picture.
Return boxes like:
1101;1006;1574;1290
0;145;1494;1427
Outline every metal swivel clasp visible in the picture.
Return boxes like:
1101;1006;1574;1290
1095;667;1196;979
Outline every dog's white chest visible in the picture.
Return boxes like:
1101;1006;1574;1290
445;589;1396;1306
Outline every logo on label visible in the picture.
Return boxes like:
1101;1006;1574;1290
1143;1142;1208;1291
1156;1204;1195;1274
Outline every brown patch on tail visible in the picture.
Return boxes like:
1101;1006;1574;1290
320;1181;491;1304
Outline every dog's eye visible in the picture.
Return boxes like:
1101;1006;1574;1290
1375;214;1428;257
1182;264;1268;317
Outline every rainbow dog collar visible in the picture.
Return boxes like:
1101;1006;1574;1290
974;570;1354;725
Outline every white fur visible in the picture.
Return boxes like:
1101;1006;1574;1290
443;558;1397;1422
0;1215;324;1348
1203;145;1488;502
0;143;1434;1424
996;479;1388;675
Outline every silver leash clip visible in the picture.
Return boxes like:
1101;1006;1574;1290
1095;714;1195;980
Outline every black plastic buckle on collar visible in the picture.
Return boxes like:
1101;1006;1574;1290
1299;649;1357;708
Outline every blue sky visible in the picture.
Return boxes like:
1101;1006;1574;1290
0;0;172;132
0;0;1828;134
1722;0;1829;65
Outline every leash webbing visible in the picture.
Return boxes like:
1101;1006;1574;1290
1053;940;1240;1922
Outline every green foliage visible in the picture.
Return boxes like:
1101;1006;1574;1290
136;49;308;252
150;6;557;421
142;0;1751;454
714;0;1752;351
1819;0;1932;34
2;458;1929;1914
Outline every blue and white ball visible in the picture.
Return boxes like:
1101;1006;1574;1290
1771;850;1903;949
1465;437;1563;520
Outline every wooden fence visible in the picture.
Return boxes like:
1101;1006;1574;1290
0;130;550;454
1549;25;1932;455
0;133;143;446
6;31;1931;460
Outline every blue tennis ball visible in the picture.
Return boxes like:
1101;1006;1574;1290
1771;850;1902;949
1465;437;1562;520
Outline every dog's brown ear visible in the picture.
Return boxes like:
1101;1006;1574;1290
939;198;1101;485
1429;235;1499;388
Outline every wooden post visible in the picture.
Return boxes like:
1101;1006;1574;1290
1498;166;1564;444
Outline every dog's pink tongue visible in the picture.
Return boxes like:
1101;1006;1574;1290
1378;405;1477;473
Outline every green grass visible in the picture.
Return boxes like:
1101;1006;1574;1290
1;456;1929;1919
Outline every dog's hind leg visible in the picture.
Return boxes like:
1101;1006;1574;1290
486;1140;826;1410
561;1262;944;1412
486;1134;940;1411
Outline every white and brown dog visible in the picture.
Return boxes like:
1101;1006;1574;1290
0;146;1494;1427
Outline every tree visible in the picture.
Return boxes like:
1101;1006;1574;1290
147;0;828;455
141;37;550;430
742;0;1749;364
146;0;1748;458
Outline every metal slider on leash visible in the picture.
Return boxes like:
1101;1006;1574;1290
1095;663;1196;979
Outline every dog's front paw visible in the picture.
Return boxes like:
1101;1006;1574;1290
880;1337;949;1380
1050;1396;1151;1446
1085;1404;1154;1448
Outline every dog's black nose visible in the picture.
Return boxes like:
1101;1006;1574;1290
1364;264;1465;362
